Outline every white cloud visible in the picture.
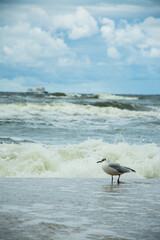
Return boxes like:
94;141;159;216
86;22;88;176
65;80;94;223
88;4;160;18
58;55;90;67
0;6;97;69
142;47;160;59
101;16;160;61
0;22;70;66
58;57;76;67
52;7;98;40
107;47;121;59
100;18;115;41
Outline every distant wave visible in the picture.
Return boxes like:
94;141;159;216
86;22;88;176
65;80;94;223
0;139;159;178
0;102;159;118
93;93;139;100
0;136;35;144
47;93;82;99
46;92;138;100
91;102;148;111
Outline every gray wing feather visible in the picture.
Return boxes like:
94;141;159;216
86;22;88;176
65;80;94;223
109;163;125;174
109;163;135;174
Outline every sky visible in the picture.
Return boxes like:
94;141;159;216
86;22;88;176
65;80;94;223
0;0;160;94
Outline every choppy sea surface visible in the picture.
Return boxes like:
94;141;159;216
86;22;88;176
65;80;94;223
0;92;160;178
0;92;160;239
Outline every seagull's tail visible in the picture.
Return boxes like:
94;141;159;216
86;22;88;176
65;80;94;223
122;166;136;173
127;167;136;173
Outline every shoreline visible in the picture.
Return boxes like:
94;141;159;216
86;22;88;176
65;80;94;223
1;178;160;240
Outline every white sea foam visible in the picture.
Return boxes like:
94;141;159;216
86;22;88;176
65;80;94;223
0;102;159;118
97;93;139;100
0;139;159;178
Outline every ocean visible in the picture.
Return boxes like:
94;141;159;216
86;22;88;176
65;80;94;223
0;92;160;239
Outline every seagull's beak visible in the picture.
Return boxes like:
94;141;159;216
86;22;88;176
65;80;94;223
97;160;102;163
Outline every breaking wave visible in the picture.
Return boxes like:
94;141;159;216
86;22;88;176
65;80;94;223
91;101;148;111
0;102;159;118
93;93;139;100
0;139;160;178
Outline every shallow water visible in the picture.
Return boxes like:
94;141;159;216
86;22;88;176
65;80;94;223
0;178;160;240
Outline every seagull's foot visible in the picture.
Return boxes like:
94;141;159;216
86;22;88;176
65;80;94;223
117;180;124;184
117;175;122;184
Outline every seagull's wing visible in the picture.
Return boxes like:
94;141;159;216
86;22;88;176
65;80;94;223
109;163;125;174
109;163;135;174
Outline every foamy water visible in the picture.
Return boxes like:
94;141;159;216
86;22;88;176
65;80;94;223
0;139;160;178
96;93;139;100
0;102;159;118
0;92;160;178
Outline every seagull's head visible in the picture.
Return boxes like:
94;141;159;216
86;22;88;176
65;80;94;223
97;158;110;164
97;158;106;164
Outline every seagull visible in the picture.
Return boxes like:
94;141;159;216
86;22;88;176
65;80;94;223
97;158;136;184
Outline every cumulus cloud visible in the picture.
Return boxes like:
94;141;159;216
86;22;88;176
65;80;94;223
0;22;70;66
101;16;160;61
52;7;98;40
0;6;97;70
0;1;160;94
107;47;121;59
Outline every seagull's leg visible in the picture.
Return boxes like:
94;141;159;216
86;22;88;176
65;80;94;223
111;176;113;184
117;175;124;184
117;175;120;184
